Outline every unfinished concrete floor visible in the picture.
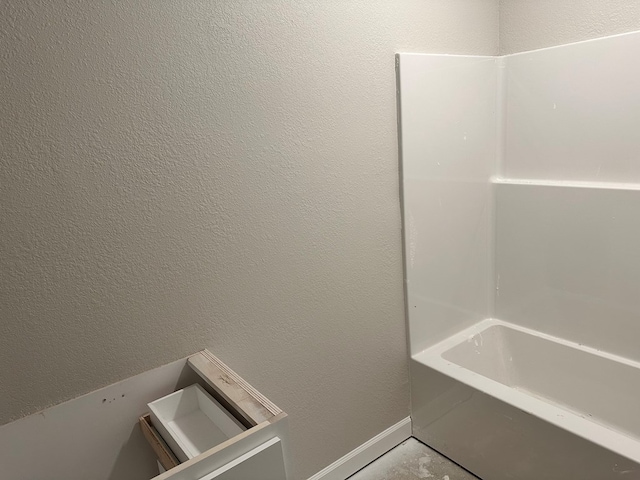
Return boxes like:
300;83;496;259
348;438;479;480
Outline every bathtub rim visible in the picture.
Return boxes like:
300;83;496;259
412;317;640;465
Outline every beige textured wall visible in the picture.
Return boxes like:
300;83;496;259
500;0;640;54
0;1;498;478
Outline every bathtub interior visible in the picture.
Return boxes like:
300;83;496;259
440;323;640;441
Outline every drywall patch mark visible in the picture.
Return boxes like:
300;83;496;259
613;463;637;475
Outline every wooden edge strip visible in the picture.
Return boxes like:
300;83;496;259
268;411;288;425
188;353;265;427
187;350;281;427
201;350;282;416
139;414;180;471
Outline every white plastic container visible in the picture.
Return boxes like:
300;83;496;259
148;384;246;462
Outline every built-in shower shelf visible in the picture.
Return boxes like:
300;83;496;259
492;177;640;191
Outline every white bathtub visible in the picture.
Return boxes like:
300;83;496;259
411;319;640;480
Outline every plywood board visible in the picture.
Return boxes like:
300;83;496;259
187;350;281;427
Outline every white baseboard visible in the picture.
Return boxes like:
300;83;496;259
307;417;412;480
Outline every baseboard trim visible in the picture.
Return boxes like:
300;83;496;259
307;416;412;480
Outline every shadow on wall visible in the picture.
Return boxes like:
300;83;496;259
108;360;210;480
109;424;159;480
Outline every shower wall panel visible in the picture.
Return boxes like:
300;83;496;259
494;181;640;363
503;32;640;182
396;54;498;355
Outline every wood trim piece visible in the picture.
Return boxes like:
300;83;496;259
187;350;282;427
139;414;180;471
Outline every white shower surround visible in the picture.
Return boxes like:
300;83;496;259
398;31;640;479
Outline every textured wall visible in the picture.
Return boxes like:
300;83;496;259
0;1;498;478
500;0;640;54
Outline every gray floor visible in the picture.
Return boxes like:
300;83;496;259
348;438;479;480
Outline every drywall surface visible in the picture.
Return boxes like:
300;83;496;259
0;359;191;480
499;0;640;54
397;54;497;355
0;1;498;478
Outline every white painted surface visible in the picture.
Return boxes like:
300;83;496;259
307;417;411;480
494;181;640;363
412;322;640;479
0;1;499;477
0;357;289;480
153;415;290;480
442;322;640;442
198;437;285;480
402;28;640;480
417;319;640;465
148;384;245;462
0;358;193;480
397;53;497;355
502;30;640;182
499;0;640;55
